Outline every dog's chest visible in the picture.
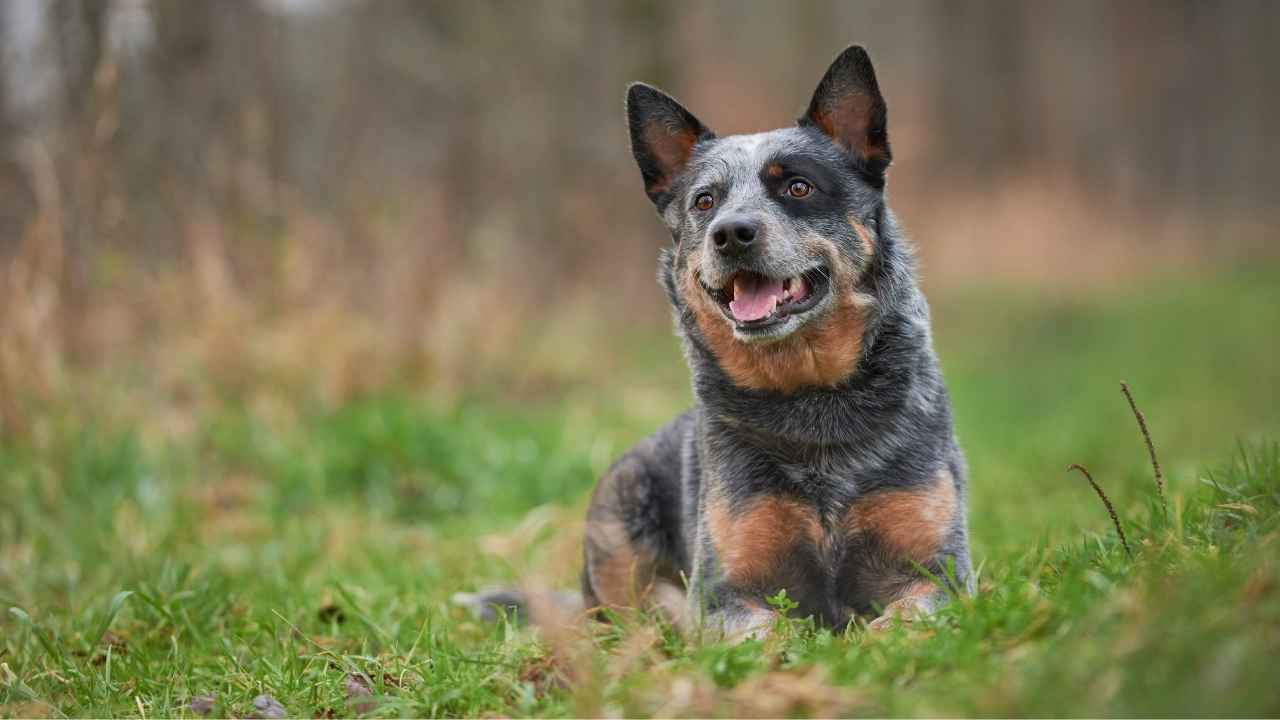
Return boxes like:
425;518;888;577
708;461;953;624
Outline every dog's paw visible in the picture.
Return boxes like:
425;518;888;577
866;596;931;632
709;607;777;643
451;586;527;623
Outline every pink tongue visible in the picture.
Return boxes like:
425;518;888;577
728;274;785;322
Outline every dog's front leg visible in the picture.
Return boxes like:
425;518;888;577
692;490;827;642
685;531;778;642
691;582;778;642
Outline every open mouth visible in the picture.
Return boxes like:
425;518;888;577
700;267;831;329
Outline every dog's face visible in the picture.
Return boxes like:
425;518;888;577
627;47;892;392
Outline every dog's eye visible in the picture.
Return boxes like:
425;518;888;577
693;193;715;211
788;179;813;198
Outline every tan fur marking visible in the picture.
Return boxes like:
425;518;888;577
707;493;823;587
587;518;657;607
765;162;784;178
849;215;875;256
586;519;689;628
811;93;885;161
846;469;957;563
684;255;866;394
643;124;698;195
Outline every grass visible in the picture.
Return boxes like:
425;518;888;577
2;268;1279;717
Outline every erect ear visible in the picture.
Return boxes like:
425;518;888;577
626;82;715;209
799;46;891;187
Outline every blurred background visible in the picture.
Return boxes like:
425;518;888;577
1;0;1278;554
3;5;1279;715
3;0;1279;403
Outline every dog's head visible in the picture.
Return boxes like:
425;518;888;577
627;46;891;393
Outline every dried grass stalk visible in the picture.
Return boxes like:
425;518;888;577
1068;463;1133;559
1121;381;1167;515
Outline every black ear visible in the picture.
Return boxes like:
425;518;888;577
799;46;891;187
626;83;715;209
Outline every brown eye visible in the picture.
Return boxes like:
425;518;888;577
788;179;813;198
694;193;715;211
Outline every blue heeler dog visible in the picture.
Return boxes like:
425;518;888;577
457;46;972;639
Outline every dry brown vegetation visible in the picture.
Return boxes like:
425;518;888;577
2;0;1279;439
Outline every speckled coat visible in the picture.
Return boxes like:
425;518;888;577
580;46;972;637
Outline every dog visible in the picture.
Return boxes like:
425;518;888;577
458;46;972;639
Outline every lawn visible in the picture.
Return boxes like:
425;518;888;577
2;269;1279;717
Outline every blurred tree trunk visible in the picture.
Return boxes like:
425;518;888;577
0;4;23;261
933;0;1039;176
50;0;106;119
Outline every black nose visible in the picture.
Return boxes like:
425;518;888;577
711;216;762;257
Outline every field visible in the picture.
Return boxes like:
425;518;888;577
2;269;1279;717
